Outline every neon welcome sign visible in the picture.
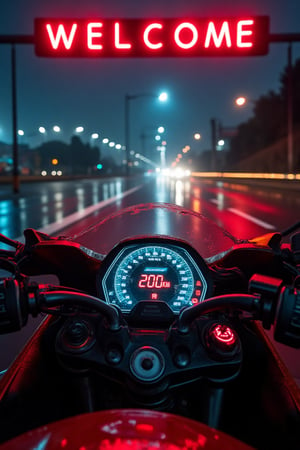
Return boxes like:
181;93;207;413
34;17;270;57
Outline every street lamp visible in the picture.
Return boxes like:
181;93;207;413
124;91;168;176
158;92;168;102
235;96;247;107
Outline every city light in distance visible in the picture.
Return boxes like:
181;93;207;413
91;133;99;139
18;130;24;136
39;126;46;134
75;126;84;133
53;125;61;133
194;133;201;140
102;138;109;144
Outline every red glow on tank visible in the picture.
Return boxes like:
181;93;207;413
136;423;154;433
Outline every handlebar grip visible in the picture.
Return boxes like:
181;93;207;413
274;287;300;348
0;278;28;334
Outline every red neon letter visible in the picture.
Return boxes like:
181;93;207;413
87;22;103;50
114;22;132;49
204;21;232;48
143;23;163;49
174;22;198;49
46;23;77;50
237;20;254;48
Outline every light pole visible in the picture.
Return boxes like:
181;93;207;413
125;92;168;176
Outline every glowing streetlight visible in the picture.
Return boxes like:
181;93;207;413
158;92;168;102
115;144;122;150
109;142;115;147
102;138;109;144
91;133;99;139
53;125;61;133
17;129;24;136
39;126;46;134
235;96;247;107
194;132;201;140
158;126;165;134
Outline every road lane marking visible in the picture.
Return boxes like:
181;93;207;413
227;208;275;230
15;184;143;242
210;199;275;230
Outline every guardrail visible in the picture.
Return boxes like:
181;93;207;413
191;172;300;180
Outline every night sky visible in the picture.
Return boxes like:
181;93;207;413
1;0;300;166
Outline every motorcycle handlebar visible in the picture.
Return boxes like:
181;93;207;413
0;279;121;333
0;276;300;348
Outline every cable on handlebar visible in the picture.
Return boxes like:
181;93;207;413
177;294;259;334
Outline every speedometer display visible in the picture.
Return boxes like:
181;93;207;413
100;239;211;314
114;246;194;311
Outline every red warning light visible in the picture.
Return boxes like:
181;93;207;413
34;16;269;57
211;324;237;346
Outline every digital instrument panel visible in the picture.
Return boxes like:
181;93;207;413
97;238;212;314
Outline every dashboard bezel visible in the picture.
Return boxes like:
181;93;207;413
96;236;213;316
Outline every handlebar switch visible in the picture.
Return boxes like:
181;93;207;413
249;274;283;329
274;287;300;348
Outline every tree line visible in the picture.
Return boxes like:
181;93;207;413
227;57;300;170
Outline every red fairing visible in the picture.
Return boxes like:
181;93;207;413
0;409;253;449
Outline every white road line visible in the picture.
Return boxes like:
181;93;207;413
14;184;143;242
227;208;275;230
210;199;275;230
